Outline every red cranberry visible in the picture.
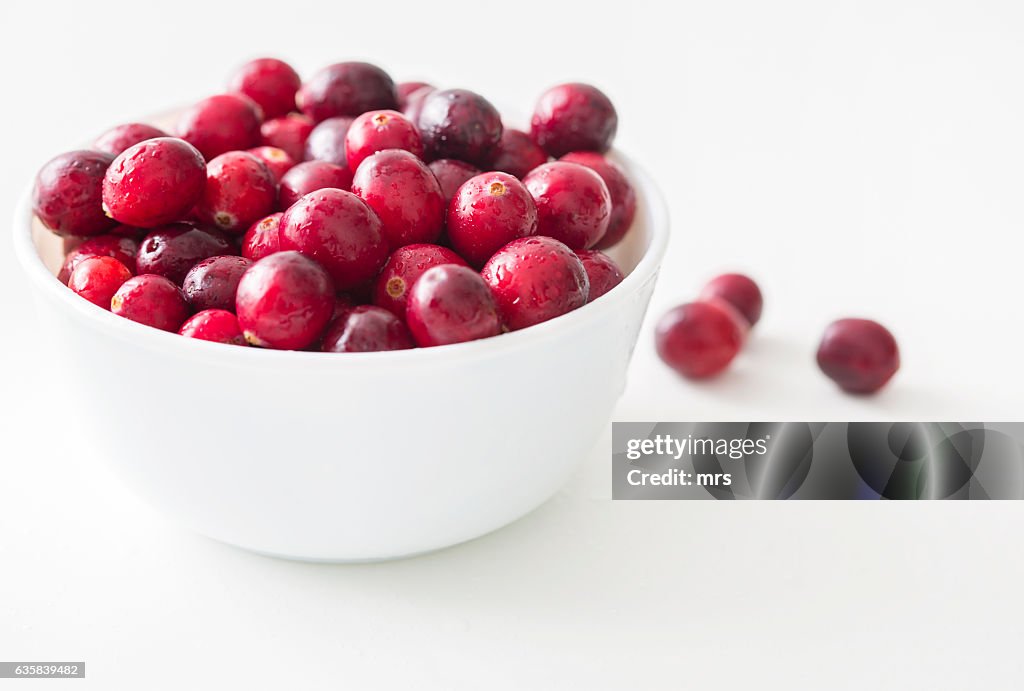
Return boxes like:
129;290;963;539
246;146;295;182
817;319;900;394
416;89;503;166
93;123;168;156
58;234;138;283
68;256;132;309
136;223;233;284
530;83;617;157
396;81;432;109
401;85;435;124
228;58;301;120
33;150;117;237
700;273;763;328
111;274;190;332
102;137;206;228
489;129;548;179
279;188;387;290
350;149;444;248
406;265;502;346
296;62;397;122
576;249;624;300
260;113;314;161
235;251;334;349
196;151;277;234
655;302;746;379
427;159;481;203
345;110;423;171
372;243;469;317
182;255;252;311
523;161;611;249
241;212;282;261
279;160;353;208
447;172;538;267
560;152;636;249
176;94;262;160
481;236;588;331
321;305;413;352
179;309;247;346
303;116;355;165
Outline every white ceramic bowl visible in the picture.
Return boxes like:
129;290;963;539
15;149;668;562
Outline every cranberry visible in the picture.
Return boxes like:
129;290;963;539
372;243;469;317
481;236;588;331
179;309;247;346
345;109;423;170
560;152;636;249
176;94;262;160
182;255;252;311
427;159;481;203
93;123;168;156
816;319;900;394
350;149;444;248
576;249;623;300
246;146;295;182
296;62;398;121
111;274;191;332
530;83;617;157
279;188;387;290
136;223;233;284
33;150;116;237
68;256;132;309
489;129;548;179
700;273;763;328
196;151;278;234
447;172;538;267
523;161;611;249
58;234;138;283
396;81;432;109
235;251;334;349
228;58;301;120
401;85;435;124
406;265;502;346
260;113;314;161
241;212;283;261
416;89;503;166
303;116;355;166
102;137;206;228
655;302;746;379
279;160;353;208
321;305;413;352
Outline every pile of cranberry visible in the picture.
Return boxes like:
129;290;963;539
34;59;636;352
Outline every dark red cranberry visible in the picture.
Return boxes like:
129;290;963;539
228;58;302;120
235;251;334;349
350;149;444;248
33;150;117;237
179;309;247;345
296;62;397;122
481;236;588;331
196;151;277;234
416;89;503;166
279;160;353;208
109;223;148;239
523;161;611;249
93;123;168;156
700;273;763;328
372;243;469;317
58;234;138;283
576;249;624;300
241;212;282;261
489;129;548;179
279;188;387;290
246;146;295;182
303;116;355;165
321;305;413;352
102;138;206;228
396;81;433;109
560;151;636;249
655;302;746;379
406;265;502;346
136;223;233;284
260;113;314;161
530;83;617;157
68;256;132;309
345;110;423;170
182;255;252;311
176;94;263;160
111;274;190;332
401;85;435;124
447;172;538;267
427;159;481;203
817;319;900;394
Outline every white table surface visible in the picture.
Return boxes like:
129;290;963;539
2;0;1023;688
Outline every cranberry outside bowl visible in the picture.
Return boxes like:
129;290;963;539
14;151;668;562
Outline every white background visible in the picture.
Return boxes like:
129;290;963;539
2;0;1024;688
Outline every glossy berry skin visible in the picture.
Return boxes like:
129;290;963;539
447;172;538;268
68;256;132;309
179;309;247;346
182;255;253;311
296;62;398;122
235;251;334;350
372;243;469;317
406;265;502;347
279;160;353;208
111;274;191;332
416;89;503;166
260;113;314;162
303;116;355;166
241;212;282;261
700;273;763;328
197;151;277;234
655;302;746;380
576;249;624;300
321;305;413;353
530;83;618;157
58;234;138;283
102;138;206;228
816;319;900;394
246;146;295;182
350;149;444;248
396;81;432;109
228;58;302;120
135;223;233;285
481;236;589;331
344;109;423;171
489;129;548;179
33;150;117;237
560;152;636;249
176;94;262;160
93;123;168;156
523;161;611;250
401;85;435;125
279;188;388;291
427;159;481;203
